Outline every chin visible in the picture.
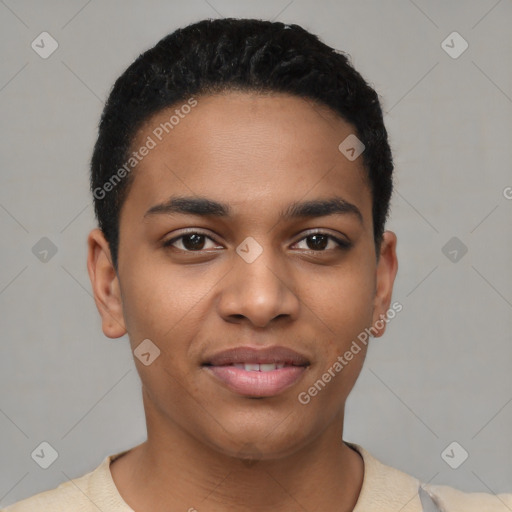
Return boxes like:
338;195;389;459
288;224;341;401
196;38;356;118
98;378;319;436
197;412;314;461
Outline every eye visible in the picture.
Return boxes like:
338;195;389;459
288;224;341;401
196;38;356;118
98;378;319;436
162;230;351;253
292;232;351;252
162;231;222;252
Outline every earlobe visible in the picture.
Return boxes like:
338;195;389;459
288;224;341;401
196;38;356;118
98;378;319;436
371;230;398;338
86;228;127;339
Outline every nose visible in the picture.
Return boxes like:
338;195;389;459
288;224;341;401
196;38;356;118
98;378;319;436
216;243;300;329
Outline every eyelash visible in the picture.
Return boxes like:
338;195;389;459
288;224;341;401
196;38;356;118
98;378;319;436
162;230;352;253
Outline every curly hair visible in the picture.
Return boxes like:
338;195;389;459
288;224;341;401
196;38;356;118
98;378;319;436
90;18;393;271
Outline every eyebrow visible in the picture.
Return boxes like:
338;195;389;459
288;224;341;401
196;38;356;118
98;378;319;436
144;196;363;224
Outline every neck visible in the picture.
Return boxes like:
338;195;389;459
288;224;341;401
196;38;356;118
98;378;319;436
111;392;364;512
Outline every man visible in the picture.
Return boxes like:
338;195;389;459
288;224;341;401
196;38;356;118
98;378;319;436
5;18;511;512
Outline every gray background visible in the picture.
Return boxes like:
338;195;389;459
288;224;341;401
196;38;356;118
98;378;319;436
1;0;511;507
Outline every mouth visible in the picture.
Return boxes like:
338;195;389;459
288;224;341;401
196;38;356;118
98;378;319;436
202;346;310;397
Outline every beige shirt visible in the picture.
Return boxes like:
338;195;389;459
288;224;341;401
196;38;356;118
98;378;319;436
3;443;511;511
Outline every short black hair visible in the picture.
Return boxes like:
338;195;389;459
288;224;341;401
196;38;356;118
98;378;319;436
90;18;393;272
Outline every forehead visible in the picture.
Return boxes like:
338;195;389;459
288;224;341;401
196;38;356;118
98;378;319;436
122;92;371;224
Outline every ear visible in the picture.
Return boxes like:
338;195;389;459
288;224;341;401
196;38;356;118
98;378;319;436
87;228;127;339
371;230;398;338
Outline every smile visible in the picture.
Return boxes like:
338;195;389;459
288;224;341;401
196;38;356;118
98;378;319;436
232;363;286;371
202;345;310;397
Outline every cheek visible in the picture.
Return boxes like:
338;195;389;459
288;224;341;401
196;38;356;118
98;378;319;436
302;261;375;339
119;267;204;403
119;259;207;343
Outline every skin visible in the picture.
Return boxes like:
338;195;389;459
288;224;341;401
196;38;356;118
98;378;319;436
87;91;398;512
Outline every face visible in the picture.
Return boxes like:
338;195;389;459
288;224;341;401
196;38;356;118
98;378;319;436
87;92;398;460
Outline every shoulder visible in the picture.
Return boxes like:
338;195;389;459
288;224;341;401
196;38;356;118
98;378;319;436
2;472;96;512
424;483;512;512
2;451;131;512
349;443;512;512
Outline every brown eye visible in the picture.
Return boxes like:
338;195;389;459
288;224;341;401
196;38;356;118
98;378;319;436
305;234;329;251
294;232;351;252
179;234;206;251
163;232;221;252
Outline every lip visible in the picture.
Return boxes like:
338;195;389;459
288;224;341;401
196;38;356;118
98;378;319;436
202;346;310;397
203;346;310;366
